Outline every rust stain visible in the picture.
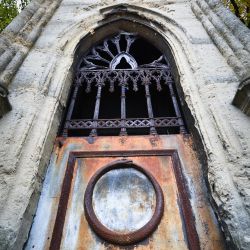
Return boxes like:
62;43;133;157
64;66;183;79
77;214;93;250
46;136;226;250
60;159;79;243
154;155;188;250
171;151;201;250
83;160;164;245
43;196;61;250
49;153;76;250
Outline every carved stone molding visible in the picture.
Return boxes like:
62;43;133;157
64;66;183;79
0;0;62;117
191;0;250;116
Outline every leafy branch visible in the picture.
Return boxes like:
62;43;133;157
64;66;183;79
0;0;30;33
223;0;250;28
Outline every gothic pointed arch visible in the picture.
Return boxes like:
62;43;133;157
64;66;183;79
62;30;187;137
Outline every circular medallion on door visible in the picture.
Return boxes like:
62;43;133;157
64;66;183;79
84;159;164;245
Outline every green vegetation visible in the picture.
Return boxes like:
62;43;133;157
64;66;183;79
0;0;30;32
223;0;250;28
0;0;18;32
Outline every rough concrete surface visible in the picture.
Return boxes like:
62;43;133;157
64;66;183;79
0;0;250;249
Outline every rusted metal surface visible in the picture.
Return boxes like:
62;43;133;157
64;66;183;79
51;151;197;249
66;117;182;130
62;32;186;137
172;151;200;250
26;135;226;250
89;84;102;137
49;153;76;250
92;168;156;232
76;69;175;91
84;159;164;245
63;68;186;136
77;33;165;70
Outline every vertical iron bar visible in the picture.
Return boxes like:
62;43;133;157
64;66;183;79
168;82;186;133
120;85;127;136
90;84;102;136
62;83;80;137
144;83;157;135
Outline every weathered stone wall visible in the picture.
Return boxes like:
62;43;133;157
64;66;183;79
0;0;249;249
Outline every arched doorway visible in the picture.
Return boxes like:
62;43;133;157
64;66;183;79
26;29;225;250
62;32;185;137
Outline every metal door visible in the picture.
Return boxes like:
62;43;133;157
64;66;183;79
26;135;225;250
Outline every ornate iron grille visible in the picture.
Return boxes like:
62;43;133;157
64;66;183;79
62;33;186;137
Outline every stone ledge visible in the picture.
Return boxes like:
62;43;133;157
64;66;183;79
233;77;250;116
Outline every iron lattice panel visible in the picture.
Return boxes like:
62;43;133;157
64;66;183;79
65;117;181;130
62;32;187;136
76;69;173;93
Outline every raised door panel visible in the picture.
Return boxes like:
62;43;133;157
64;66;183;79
25;136;225;250
59;155;188;250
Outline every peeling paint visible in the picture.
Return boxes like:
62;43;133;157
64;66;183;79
26;136;225;249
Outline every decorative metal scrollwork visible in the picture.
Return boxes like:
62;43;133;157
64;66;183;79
78;32;169;70
63;32;186;137
65;117;182;130
76;69;173;93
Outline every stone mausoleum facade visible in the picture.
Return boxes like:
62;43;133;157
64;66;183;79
0;0;250;249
